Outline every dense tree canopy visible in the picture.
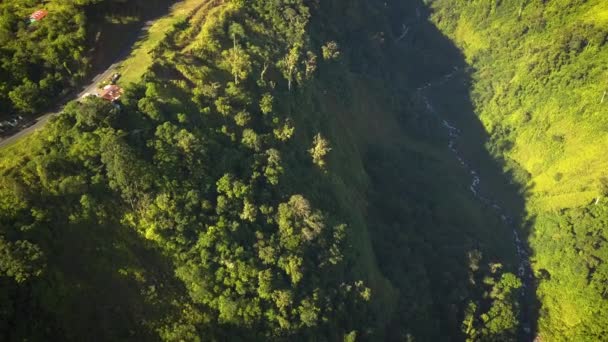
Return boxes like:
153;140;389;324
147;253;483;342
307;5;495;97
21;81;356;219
0;0;541;340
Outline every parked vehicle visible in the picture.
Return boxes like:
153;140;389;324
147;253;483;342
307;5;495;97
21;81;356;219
111;73;121;84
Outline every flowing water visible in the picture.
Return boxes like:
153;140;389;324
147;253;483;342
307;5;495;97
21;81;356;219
417;69;535;340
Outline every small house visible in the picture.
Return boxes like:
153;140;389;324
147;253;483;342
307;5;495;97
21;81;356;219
100;85;123;102
29;10;48;23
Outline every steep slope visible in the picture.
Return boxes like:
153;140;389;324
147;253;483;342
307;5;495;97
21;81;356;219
430;0;608;340
0;0;532;340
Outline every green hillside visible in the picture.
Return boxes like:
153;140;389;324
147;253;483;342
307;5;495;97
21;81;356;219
2;0;606;340
430;0;608;340
0;0;530;340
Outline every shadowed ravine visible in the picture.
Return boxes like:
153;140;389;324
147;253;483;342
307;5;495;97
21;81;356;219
417;69;536;341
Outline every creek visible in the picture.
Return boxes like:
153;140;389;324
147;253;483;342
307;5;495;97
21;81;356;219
417;70;535;340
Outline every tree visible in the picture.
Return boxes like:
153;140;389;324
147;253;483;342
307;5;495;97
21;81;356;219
100;134;153;211
72;98;116;131
277;195;325;249
344;331;357;342
278;45;301;91
138;97;163;121
0;236;44;283
298;297;320;327
480;273;522;339
242;129;261;151
322;41;340;60
240;199;257;222
231;47;252;85
234;111;251;126
462;302;478;341
309;133;331;169
260;93;273;114
228;23;245;45
273;122;295;141
221;31;252;85
305;51;317;79
8;79;43;114
215;97;233;116
264;149;283;185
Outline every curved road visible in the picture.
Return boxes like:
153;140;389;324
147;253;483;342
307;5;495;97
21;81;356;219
0;19;155;149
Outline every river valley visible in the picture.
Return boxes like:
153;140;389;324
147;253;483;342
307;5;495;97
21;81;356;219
417;70;536;341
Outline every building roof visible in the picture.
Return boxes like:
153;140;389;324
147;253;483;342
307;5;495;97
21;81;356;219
30;10;48;21
100;85;123;102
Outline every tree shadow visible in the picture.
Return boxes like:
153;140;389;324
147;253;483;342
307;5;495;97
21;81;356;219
0;195;194;341
352;0;539;340
84;0;177;75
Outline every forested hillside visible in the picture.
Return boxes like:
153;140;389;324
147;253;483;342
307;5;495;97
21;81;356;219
0;0;527;340
7;0;602;341
430;0;608;340
0;0;173;119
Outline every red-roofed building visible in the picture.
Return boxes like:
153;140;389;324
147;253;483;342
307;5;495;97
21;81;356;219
29;10;48;22
100;85;123;102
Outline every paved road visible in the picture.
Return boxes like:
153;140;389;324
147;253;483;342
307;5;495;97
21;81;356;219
0;20;155;149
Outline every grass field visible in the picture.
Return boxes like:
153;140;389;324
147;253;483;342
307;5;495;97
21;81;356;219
117;0;208;85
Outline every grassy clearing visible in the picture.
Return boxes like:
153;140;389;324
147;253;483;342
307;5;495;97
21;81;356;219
117;0;208;85
0;127;50;170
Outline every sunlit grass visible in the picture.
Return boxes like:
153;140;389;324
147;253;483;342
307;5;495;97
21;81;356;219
0;133;36;170
433;0;608;210
582;2;608;25
118;0;207;85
